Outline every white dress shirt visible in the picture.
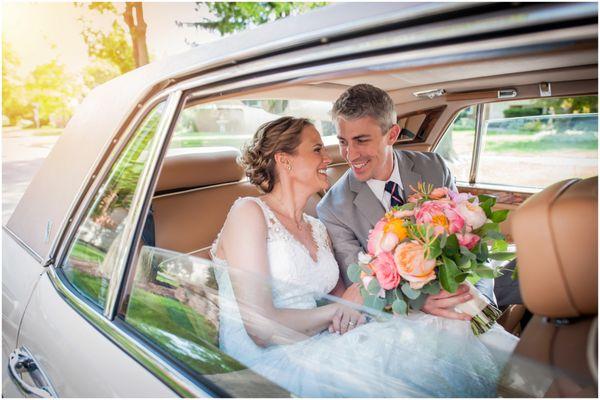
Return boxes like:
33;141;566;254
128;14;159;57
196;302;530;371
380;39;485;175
366;157;404;212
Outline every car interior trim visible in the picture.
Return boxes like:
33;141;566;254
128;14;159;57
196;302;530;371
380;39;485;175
588;317;598;384
103;91;184;319
469;103;486;184
44;266;211;397
2;226;43;264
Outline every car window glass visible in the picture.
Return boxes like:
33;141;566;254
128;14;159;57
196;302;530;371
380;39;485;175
168;99;335;153
61;102;166;308
478;96;598;188
122;246;291;397
435;106;476;183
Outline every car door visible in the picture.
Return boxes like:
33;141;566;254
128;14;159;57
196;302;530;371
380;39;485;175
9;99;182;397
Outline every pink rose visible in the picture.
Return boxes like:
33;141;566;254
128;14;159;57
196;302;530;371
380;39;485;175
408;192;424;203
415;201;465;235
429;187;451;200
373;252;401;290
367;220;386;255
457;232;481;250
455;201;487;231
393;241;437;289
392;209;414;219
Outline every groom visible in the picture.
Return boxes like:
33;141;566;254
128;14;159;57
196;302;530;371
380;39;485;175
317;84;494;320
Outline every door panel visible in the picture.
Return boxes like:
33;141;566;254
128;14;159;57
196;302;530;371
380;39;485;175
16;273;177;397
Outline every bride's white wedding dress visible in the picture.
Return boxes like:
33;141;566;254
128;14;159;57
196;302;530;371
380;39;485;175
211;197;518;397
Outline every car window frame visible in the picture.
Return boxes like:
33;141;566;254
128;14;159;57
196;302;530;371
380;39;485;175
433;94;598;193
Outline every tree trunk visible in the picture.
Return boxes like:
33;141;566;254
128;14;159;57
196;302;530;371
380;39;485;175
123;2;149;68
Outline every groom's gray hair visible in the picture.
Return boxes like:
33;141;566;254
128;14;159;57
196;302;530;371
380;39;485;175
331;84;397;134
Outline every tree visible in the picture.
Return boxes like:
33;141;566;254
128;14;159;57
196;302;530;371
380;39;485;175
178;2;327;37
25;61;82;127
2;40;31;125
532;96;598;114
82;59;122;91
77;2;149;71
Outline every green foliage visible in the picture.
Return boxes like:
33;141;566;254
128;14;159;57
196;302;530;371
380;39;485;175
364;294;386;311
533;96;598;114
490;209;509;223
2;39;31;124
24;60;82;127
392;298;408;315
83;58;122;91
347;263;361;283
503;107;543;118
366;277;381;295
439;256;460;293
186;2;327;36
82;20;135;74
400;282;420;300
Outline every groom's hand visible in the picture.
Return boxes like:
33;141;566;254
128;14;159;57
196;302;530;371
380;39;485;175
422;284;472;321
341;283;363;305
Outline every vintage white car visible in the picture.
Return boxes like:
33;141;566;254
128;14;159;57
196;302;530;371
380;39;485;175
3;2;597;397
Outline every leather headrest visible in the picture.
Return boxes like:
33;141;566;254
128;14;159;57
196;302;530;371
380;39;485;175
156;148;244;192
512;177;598;318
325;143;347;165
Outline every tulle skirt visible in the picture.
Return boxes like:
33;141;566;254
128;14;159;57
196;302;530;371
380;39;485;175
242;312;518;397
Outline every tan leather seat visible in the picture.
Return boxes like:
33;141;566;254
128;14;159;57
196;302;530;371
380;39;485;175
153;149;321;258
498;177;598;397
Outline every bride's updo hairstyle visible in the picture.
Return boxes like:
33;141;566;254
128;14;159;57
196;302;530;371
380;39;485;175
240;116;311;193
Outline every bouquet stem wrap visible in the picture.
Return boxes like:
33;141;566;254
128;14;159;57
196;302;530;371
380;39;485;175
454;281;502;335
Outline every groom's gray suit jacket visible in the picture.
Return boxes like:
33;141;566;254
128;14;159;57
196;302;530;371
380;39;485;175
317;150;495;302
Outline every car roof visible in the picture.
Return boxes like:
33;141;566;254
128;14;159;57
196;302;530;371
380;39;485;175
6;2;598;262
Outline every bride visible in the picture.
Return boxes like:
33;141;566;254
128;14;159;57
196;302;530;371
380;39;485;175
211;116;518;397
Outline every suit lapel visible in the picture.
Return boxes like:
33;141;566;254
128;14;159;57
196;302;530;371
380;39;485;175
349;172;385;228
396;151;424;200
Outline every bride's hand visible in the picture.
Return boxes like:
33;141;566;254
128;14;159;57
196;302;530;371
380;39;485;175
329;304;366;335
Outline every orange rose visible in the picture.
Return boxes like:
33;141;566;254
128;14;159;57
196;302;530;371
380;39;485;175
393;241;437;289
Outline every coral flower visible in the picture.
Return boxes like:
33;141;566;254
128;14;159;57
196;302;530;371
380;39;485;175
368;218;408;255
415;201;465;235
393;241;437;289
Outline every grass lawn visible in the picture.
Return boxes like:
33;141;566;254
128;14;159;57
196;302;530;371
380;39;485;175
485;137;598;153
71;241;106;263
66;268;106;304
125;287;245;374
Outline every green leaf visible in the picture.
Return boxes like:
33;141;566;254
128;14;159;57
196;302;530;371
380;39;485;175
490;209;510;223
392;298;408;315
367;277;381;295
347;263;361;283
401;282;421;300
385;288;395;306
511;267;519;280
492;239;509;252
476;242;489;263
445;234;460;256
457;253;473;270
439;234;447;249
427;237;442;260
421;281;441;295
477;194;496;206
486;230;505;240
488;251;517;261
475;265;499;279
459;245;477;260
398;202;416;211
477;222;500;237
454;272;470;283
439;256;459;293
359;263;373;274
360;287;369;299
408;294;427;311
364;294;386;311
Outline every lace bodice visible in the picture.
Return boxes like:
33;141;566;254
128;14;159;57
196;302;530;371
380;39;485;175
211;197;339;309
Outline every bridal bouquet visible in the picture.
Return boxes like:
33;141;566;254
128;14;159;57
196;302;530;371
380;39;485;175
347;183;515;335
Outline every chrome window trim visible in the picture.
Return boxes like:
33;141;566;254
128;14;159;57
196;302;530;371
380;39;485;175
52;94;171;271
2;225;43;264
469;103;486;184
104;91;183;319
455;181;542;195
44;266;211;397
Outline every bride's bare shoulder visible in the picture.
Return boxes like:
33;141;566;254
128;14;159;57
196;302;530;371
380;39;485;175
223;197;266;230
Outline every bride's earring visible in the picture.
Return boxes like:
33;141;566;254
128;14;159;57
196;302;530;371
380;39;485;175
286;162;292;172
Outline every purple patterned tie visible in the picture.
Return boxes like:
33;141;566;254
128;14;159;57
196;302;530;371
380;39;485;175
385;180;404;208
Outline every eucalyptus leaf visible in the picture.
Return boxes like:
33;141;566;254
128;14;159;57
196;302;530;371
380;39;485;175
392;298;408;315
459;245;477;260
359;263;373;274
401;282;421;300
439;234;447;249
365;294;386;311
490;209;510;223
408;294;427;311
360;287;369;299
367;278;381;295
421;281;441;295
347;263;361;283
488;251;517;261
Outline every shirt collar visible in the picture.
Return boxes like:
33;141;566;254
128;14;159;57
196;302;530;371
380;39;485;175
366;155;403;202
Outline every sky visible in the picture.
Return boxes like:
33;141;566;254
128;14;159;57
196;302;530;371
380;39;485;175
2;2;221;75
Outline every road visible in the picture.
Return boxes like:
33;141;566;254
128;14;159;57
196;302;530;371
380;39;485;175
2;128;61;224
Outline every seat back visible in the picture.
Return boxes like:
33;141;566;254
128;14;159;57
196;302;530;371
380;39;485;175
499;177;598;397
153;149;321;258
